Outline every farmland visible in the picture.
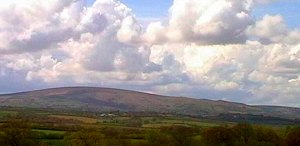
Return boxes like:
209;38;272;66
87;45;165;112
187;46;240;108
0;107;299;146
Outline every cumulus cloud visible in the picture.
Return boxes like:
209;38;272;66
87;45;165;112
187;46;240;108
0;0;299;107
0;0;82;54
59;0;159;74
143;40;299;106
248;14;300;44
144;0;254;45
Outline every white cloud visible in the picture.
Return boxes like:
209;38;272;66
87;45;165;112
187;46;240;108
0;0;299;107
117;16;142;43
144;0;254;45
0;0;80;54
145;41;299;106
214;81;240;91
143;22;166;43
247;15;287;43
248;14;300;44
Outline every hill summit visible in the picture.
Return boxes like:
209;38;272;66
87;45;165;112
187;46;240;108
0;87;299;120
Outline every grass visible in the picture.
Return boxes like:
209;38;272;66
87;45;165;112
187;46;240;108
0;110;17;117
48;115;100;124
140;116;233;128
40;139;64;146
0;107;297;146
32;129;66;135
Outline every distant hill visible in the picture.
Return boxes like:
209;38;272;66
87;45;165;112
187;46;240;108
0;87;299;120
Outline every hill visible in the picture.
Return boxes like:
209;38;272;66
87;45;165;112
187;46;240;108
0;87;299;121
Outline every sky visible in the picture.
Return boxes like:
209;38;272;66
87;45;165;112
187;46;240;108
0;0;299;107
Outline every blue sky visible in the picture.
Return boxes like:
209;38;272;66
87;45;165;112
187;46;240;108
87;0;172;18
87;0;300;28
120;0;172;18
254;1;300;28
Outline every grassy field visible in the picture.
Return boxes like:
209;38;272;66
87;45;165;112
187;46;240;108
32;129;66;135
0;110;17;118
48;115;100;124
0;107;298;146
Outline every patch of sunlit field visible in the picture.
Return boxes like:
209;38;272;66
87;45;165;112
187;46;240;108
48;115;100;124
0;110;17;117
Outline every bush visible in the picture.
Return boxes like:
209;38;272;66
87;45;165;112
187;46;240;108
0;119;38;146
232;123;255;144
202;126;236;146
127;117;143;127
161;125;198;146
286;127;300;146
64;128;104;146
146;130;174;146
254;126;282;146
101;127;120;139
201;123;284;146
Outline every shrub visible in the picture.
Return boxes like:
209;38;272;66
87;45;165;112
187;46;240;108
0;119;37;146
286;127;300;146
65;128;104;146
202;126;235;146
146;130;174;146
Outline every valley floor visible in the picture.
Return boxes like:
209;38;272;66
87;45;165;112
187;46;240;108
0;107;299;146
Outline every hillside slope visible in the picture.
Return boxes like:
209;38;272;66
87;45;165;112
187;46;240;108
0;87;299;119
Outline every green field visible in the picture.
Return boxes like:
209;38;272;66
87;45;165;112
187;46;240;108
0;108;299;146
32;129;66;135
48;115;100;124
0;110;17;118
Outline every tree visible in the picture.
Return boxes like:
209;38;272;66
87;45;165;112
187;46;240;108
232;123;255;145
127;117;143;127
202;123;284;146
254;126;282;146
286;127;300;146
202;126;236;146
101;127;120;139
65;128;104;146
0;119;36;146
146;130;174;146
161;125;198;146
